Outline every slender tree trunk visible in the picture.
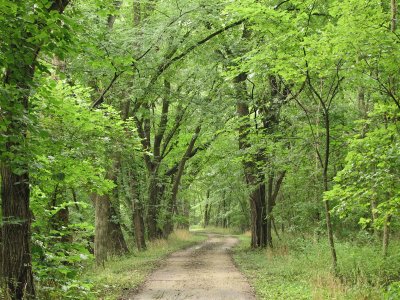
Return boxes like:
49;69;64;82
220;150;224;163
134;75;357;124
382;214;392;257
133;201;147;251
370;200;380;239
182;201;190;230
323;112;338;271
266;174;274;248
164;126;201;236
391;0;397;32
204;204;209;228
147;171;160;240
204;190;211;228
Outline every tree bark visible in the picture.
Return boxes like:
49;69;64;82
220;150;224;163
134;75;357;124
1;2;67;297
1;169;34;299
266;171;286;247
94;193;109;266
235;72;268;248
94;166;129;266
128;173;147;251
133;200;147;251
322;111;338;270
1;27;37;300
391;0;397;32
147;172;160;239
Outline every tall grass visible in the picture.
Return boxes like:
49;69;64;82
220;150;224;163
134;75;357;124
233;233;400;299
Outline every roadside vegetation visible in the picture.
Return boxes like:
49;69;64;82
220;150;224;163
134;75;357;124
234;233;400;300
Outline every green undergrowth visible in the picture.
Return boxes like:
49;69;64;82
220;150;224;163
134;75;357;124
233;234;400;300
81;230;206;300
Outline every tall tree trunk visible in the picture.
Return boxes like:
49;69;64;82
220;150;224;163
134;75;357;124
236;72;268;248
94;194;110;266
94;192;129;266
128;174;146;251
147;172;160;240
94;166;129;265
1;46;37;300
323;111;338;270
1;2;68;297
266;174;274;248
1;169;34;299
133;201;147;251
108;167;129;256
249;184;267;248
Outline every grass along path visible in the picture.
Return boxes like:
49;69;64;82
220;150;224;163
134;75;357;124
82;230;206;300
233;234;400;300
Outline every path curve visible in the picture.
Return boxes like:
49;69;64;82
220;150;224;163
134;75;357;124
126;234;255;300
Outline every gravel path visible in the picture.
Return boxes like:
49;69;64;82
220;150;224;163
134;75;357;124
126;234;255;300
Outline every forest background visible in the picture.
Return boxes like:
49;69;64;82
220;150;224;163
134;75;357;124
0;0;399;299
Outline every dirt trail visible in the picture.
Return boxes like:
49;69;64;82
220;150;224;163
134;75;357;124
126;234;255;300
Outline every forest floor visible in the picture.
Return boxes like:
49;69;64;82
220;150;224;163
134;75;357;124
124;233;256;300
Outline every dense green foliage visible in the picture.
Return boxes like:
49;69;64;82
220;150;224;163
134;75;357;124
0;0;399;299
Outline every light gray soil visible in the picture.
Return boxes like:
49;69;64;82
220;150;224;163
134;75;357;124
126;234;255;300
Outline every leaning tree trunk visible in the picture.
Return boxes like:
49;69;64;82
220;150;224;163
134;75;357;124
164;126;201;237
